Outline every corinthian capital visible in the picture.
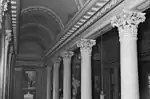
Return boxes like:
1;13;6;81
52;57;62;64
52;57;62;69
76;39;96;52
111;10;145;40
61;51;74;59
5;30;12;42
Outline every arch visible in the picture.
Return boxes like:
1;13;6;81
21;23;55;41
21;6;64;31
20;36;47;50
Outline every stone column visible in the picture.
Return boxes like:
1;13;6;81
0;30;5;99
7;45;14;99
13;68;24;99
111;10;146;99
0;10;12;99
61;51;74;99
46;66;53;99
113;66;119;99
2;30;12;99
52;57;61;99
76;39;96;99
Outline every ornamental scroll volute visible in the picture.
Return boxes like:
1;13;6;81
111;10;146;40
0;0;9;28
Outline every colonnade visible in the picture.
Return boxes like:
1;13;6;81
46;11;146;99
0;12;14;99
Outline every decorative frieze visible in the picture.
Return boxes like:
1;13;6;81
11;0;17;54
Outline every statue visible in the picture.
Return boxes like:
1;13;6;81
72;76;80;99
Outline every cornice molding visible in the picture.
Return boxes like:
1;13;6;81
10;0;19;54
15;60;44;67
16;55;43;61
44;0;149;61
74;0;91;10
63;1;149;51
44;0;123;58
21;6;64;31
133;0;150;11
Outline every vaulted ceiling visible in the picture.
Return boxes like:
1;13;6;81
19;0;88;59
13;0;150;65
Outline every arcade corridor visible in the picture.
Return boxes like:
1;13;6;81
0;0;149;99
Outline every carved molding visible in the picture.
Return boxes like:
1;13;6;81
74;0;90;10
45;0;123;57
136;0;150;11
44;0;148;61
14;67;23;71
11;0;18;54
16;55;43;61
16;60;44;67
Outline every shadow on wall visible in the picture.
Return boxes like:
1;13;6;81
139;62;150;99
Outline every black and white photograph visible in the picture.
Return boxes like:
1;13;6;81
0;0;150;99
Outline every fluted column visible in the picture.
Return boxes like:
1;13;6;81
46;66;53;99
76;39;96;99
52;57;61;99
61;51;74;99
111;10;146;99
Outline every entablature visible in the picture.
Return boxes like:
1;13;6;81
16;55;44;68
44;0;150;61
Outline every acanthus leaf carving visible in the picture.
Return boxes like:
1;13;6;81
76;39;96;53
111;10;146;40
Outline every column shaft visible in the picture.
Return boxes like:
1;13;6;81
53;66;59;99
63;58;71;99
47;66;52;99
2;30;12;99
81;51;92;99
62;51;73;99
111;11;146;99
76;39;96;99
0;31;5;99
53;58;61;99
120;38;139;99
